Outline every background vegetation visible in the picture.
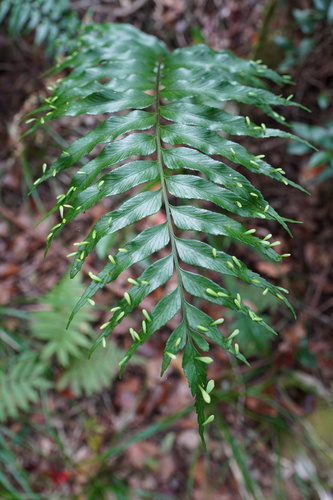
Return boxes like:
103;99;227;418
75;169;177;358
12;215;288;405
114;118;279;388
0;0;332;498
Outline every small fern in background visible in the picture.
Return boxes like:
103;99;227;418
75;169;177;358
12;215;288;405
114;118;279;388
56;345;125;397
28;23;309;446
31;273;95;367
0;351;50;422
30;273;124;396
0;273;124;422
0;0;79;56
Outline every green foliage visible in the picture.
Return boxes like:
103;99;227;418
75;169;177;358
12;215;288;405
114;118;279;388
223;274;281;358
31;273;95;366
30;273;125;396
289;120;333;183
0;0;80;56
0;427;41;500
275;0;333;72
28;22;307;447
56;344;125;397
0;351;50;422
0;273;124;423
294;0;333;33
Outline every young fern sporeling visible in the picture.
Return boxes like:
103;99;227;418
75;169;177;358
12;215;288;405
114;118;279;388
27;23;308;447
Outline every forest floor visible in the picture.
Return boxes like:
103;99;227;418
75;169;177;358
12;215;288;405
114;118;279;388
1;1;333;499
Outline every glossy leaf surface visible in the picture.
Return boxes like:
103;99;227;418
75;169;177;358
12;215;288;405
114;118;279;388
29;23;305;447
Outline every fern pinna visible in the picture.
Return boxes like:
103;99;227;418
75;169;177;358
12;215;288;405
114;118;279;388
28;23;306;447
0;0;79;56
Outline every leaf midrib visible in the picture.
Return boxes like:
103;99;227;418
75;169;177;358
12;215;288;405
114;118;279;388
154;60;189;331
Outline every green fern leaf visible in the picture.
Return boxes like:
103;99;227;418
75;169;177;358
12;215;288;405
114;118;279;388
30;274;95;367
0;352;50;422
0;0;79;56
56;343;125;397
28;23;308;447
183;339;208;444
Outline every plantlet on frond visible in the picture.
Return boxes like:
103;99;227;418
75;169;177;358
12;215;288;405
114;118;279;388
27;23;309;448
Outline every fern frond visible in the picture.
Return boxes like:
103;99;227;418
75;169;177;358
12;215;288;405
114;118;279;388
0;352;50;422
56;343;125;397
0;0;79;56
29;23;307;447
30;274;95;367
